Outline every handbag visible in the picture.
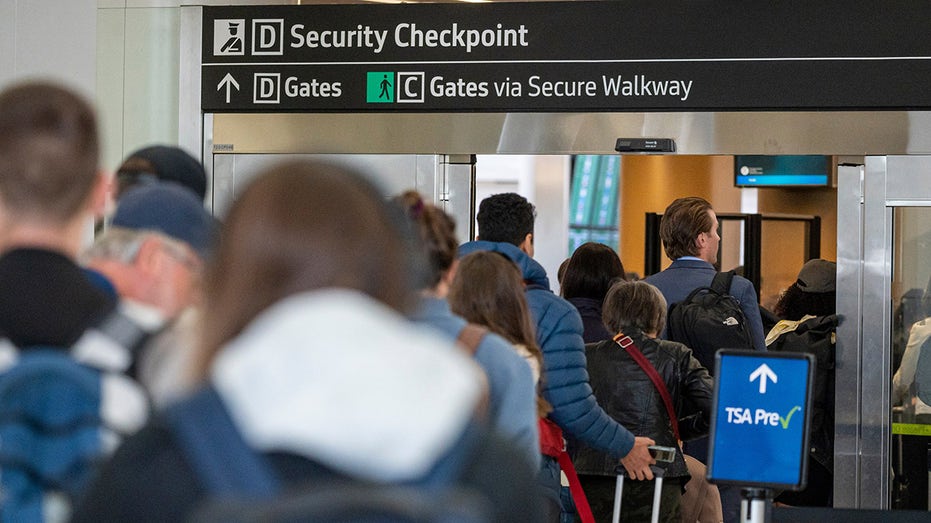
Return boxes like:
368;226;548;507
613;333;723;523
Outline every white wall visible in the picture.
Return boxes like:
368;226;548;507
0;1;181;175
0;0;97;98
0;0;98;245
475;154;571;293
97;1;182;174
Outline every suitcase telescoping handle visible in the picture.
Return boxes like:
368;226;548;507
613;465;666;523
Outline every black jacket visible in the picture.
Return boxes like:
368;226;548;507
572;330;713;479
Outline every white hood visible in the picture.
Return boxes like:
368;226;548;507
210;289;485;482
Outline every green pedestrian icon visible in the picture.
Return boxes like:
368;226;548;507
366;72;394;103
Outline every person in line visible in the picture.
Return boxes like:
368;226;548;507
574;280;715;522
82;181;215;404
892;275;931;510
113;144;208;201
81;227;196;326
395;190;540;469
0;81;116;347
459;192;654;521
642;196;766;523
0;81;149;520
561;242;628;343
893;278;931;420
85;182;212;321
643;196;766;351
766;258;838;508
769;259;837;324
447;249;552;431
72;161;540;523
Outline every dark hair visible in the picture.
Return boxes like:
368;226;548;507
603;280;668;336
448;251;551;417
196;161;414;377
556;258;570;287
561;242;627;302
0;81;99;223
659;197;715;260
392;190;457;289
476;193;535;247
773;284;836;321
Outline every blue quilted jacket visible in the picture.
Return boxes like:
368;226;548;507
458;241;634;458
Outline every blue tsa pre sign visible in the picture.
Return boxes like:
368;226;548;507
707;350;814;490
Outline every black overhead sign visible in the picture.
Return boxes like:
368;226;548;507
202;2;931;113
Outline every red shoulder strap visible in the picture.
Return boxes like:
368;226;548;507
613;333;680;441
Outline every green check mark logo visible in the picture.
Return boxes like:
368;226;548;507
779;406;801;429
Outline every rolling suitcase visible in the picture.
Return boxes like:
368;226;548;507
612;465;666;523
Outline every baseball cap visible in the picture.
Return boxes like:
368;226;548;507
111;182;215;259
796;259;836;293
116;145;207;201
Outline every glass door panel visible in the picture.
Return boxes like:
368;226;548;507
891;206;931;510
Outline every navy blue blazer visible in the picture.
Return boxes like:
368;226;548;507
643;258;767;352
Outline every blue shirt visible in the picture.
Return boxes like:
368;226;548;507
410;296;540;468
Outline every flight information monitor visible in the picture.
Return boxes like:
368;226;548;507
735;155;834;188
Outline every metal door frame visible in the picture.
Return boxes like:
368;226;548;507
836;156;931;508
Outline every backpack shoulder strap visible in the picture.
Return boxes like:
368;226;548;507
457;323;488;357
72;305;163;373
164;386;280;497
679;271;734;303
710;271;735;295
95;306;162;354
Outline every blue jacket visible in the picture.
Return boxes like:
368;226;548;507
643;258;767;352
410;296;540;469
459;241;635;458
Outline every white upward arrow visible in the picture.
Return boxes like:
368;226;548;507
217;73;240;103
749;363;778;394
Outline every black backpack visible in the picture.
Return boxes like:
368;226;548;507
767;314;838;470
667;271;754;373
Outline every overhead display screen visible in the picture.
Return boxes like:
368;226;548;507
735;155;834;188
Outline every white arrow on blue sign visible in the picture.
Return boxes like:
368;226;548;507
749;363;777;394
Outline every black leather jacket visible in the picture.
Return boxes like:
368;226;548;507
572;330;713;479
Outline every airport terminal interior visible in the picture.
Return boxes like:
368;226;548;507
5;0;931;518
